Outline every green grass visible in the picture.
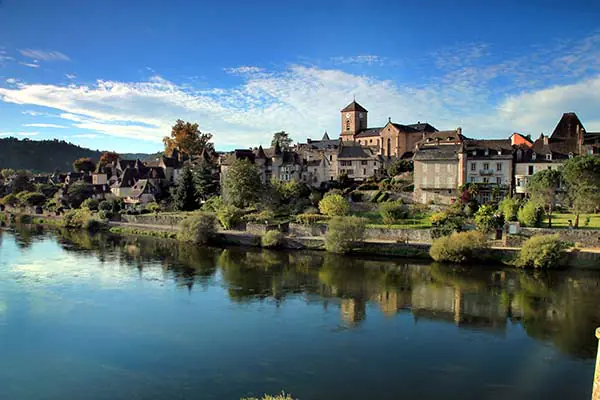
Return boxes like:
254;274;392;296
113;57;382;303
353;210;432;229
109;226;177;239
542;213;600;229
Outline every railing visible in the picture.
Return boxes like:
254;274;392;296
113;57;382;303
479;169;496;175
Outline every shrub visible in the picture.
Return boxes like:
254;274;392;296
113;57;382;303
261;230;284;249
318;194;349;216
98;198;124;213
371;190;383;203
515;234;570;269
16;191;46;207
97;210;113;220
357;183;379;191
62;208;106;231
430;211;465;238
84;218;105;233
349;191;364;202
177;213;218;244
202;196;224;212
474;204;502;233
81;198;100;211
324;216;366;254
499;197;520;222
380;201;409;225
517;201;544;227
0;193;19;207
243;210;276;224
429;231;489;263
98;200;112;212
295;213;329;225
145;201;161;213
309;191;322;206
216;204;243;229
377;192;390;203
17;214;32;224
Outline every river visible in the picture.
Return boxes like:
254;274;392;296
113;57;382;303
1;227;599;399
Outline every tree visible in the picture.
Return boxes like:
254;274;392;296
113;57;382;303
193;161;219;202
99;151;120;166
387;159;413;176
67;182;94;208
11;171;34;193
1;168;15;179
527;169;562;228
72;157;96;173
318;194;349;216
271;131;292;150
474;204;502;233
222;159;263;208
173;167;199;211
163;120;214;157
562;155;600;227
499;197;521;222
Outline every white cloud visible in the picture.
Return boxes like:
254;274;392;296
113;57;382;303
65;74;76;79
0;33;599;148
224;66;264;75
19;49;70;62
0;131;39;137
331;55;385;66
23;123;67;129
71;134;99;139
22;110;46;117
20;62;40;68
5;78;17;84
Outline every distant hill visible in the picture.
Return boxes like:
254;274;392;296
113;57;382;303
0;137;161;173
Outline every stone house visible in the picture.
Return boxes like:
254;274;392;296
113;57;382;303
336;142;383;181
413;129;466;205
464;139;514;203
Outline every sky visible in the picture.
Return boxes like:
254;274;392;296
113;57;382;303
0;0;600;153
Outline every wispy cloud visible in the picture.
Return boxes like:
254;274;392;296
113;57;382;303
5;78;17;84
331;55;386;66
1;33;599;148
71;134;99;139
224;66;264;75
65;74;76;79
0;131;39;137
23;123;67;129
19;49;70;62
19;62;40;68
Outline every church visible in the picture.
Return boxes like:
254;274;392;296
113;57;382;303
339;100;438;159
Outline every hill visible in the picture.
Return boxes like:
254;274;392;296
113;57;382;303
0;137;161;172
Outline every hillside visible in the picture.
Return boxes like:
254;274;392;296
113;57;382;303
0;137;161;172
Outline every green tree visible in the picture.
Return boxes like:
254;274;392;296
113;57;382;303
163;119;214;157
527;169;562;228
517;200;544;227
67;182;94;208
193;160;219;202
72;157;96;173
173;167;199;211
11;171;34;193
387;159;413;176
324;216;366;254
474;204;502;233
318;194;349;216
271;131;292;150
222;159;263;208
499;197;521;222
562;155;600;227
1;168;15;179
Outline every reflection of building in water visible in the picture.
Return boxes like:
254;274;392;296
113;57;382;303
373;290;412;317
341;298;366;326
411;284;508;332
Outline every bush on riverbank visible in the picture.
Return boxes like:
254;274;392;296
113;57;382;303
430;231;489;263
216;204;243;229
515;234;570;269
261;230;284;249
62;209;106;232
324;216;366;254
518;201;544;227
295;213;329;225
379;200;409;225
318;194;349;216
177;213;218;244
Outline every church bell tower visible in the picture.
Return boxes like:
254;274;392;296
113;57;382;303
340;100;368;141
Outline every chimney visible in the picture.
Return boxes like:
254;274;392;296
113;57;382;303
457;127;462;135
542;134;549;145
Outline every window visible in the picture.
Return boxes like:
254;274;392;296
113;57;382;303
532;153;537;160
496;163;502;171
346;119;350;131
361;160;368;165
483;177;489;183
496;177;502;185
470;163;476;171
340;160;352;166
484;150;489;156
472;150;477;156
546;154;552;160
347;170;354;176
497;150;502;155
470;176;475;183
517;178;522;187
483;163;489;170
569;152;574;158
373;161;377;166
363;169;366;175
329;155;332;161
481;193;490;203
528;166;534;175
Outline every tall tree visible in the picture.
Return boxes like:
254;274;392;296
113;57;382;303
163;120;214;157
173;167;199;211
72;157;96;173
99;151;120;166
11;171;34;193
271;131;292;150
193;161;219;202
222;159;263;208
527;169;562;228
67;182;94;208
562;155;600;227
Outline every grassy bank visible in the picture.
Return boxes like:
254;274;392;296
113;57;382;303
109;226;177;239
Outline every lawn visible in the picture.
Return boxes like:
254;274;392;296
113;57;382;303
543;213;600;229
353;210;432;229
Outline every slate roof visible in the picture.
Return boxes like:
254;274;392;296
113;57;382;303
405;122;438;133
413;143;462;161
464;139;513;157
307;159;322;167
341;101;368;113
322;131;330;141
113;167;139;188
305;138;340;149
417;130;467;145
355;127;382;138
338;143;377;159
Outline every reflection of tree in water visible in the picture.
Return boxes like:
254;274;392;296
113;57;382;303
12;225;45;249
43;227;600;358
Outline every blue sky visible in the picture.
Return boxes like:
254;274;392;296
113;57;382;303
1;0;600;153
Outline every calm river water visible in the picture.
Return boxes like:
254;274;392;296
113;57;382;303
1;227;599;399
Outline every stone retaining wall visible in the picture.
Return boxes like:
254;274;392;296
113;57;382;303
507;227;600;248
364;227;432;243
120;214;186;227
245;223;280;235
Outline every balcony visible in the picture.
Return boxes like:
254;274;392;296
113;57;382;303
479;169;495;176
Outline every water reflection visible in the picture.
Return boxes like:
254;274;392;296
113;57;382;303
6;227;600;360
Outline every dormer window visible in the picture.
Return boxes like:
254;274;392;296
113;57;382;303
546;154;552;161
472;150;476;156
484;149;489;156
497;150;502;155
447;137;453;142
532;153;537;160
569;152;574;159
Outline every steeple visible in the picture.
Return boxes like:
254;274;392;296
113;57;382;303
322;131;330;141
340;100;368;141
